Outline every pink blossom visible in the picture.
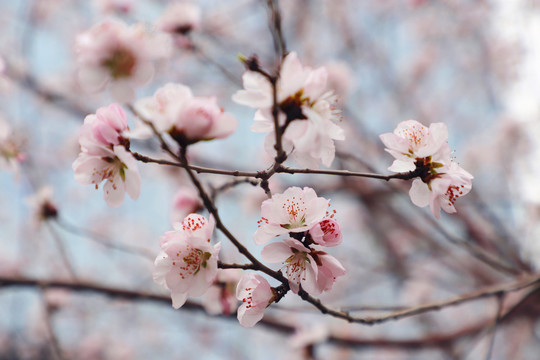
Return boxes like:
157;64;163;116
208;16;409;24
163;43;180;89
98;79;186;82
80;103;129;148
72;144;140;207
156;3;201;36
409;162;473;219
170;186;202;225
309;217;342;247
94;0;132;14
132;83;237;144
233;52;344;168
312;250;347;293
74;19;171;102
0;116;25;174
24;186;58;227
254;187;329;245
261;238;345;294
202;269;242;315
380;120;450;172
170;213;215;244
153;214;220;309
261;238;318;293
380;120;473;218
236;273;275;327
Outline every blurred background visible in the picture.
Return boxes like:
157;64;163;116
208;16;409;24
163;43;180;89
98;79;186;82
1;0;540;359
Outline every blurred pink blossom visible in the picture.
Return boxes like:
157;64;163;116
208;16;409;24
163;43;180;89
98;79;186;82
74;19;171;102
132;83;237;144
170;186;202;225
156;2;201;36
202;268;242;315
24;186;58;227
94;0;132;14
0;116;25;174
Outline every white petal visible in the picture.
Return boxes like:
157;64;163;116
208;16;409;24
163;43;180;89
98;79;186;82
171;292;188;309
409;179;430;208
388;159;416;172
103;174;126;207
261;241;293;263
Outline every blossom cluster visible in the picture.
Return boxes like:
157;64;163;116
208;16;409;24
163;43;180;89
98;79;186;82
131;83;237;145
233;52;345;168
255;187;346;296
72;103;140;207
380;120;473;218
152;213;275;327
153;214;221;309
69;15;474;333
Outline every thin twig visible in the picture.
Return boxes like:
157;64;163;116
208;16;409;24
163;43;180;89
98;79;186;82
132;152;260;178
40;293;66;360
276;165;420;181
54;219;154;261
45;222;77;280
178;147;288;283
191;43;242;87
484;293;504;360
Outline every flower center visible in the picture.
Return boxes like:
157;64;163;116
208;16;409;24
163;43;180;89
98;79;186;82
0;141;19;160
281;196;307;229
284;250;309;284
397;124;429;149
176;247;212;278
103;48;136;79
444;184;466;207
183;216;207;231
92;157;126;190
279;90;309;123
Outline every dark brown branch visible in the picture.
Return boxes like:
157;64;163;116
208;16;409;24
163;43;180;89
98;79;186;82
132;151;260;178
178;147;288;284
218;262;257;270
276;165;420;181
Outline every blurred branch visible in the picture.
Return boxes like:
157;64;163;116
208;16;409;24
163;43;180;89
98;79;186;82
265;0;287;59
0;274;535;351
40;293;66;360
484;294;504;360
5;62;90;118
45;222;78;281
54;219;155;261
296;272;540;325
